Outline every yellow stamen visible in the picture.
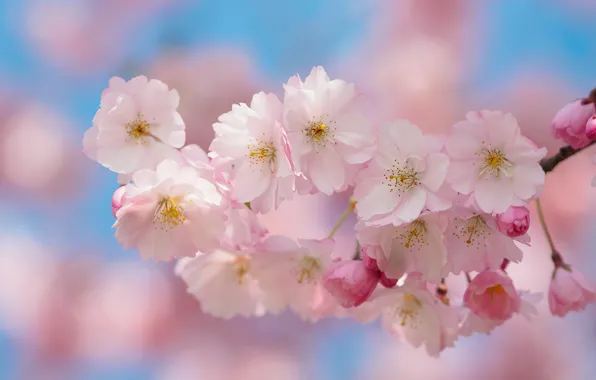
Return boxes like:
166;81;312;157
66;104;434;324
486;284;506;302
451;215;490;248
126;116;151;142
247;139;276;166
297;256;321;284
154;197;186;230
397;293;422;327
233;256;250;285
477;148;512;178
383;161;420;193
304;119;336;147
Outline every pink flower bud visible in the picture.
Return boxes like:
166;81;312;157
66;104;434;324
322;260;380;308
361;246;379;272
379;272;398;288
548;267;596;317
585;115;596;141
111;185;126;218
463;270;521;321
496;206;530;237
551;99;595;149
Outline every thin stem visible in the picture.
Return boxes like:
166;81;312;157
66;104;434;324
328;199;356;238
465;272;472;283
535;198;557;253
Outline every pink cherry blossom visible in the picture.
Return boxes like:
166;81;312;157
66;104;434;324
464;269;521;321
445;110;547;214
322;259;380;308
358;212;448;284
175;203;282;319
283;66;375;194
371;275;460;357
443;207;524;275
548;267;596;317
223;206;269;251
460;290;541;337
209;92;294;213
354;120;451;226
114;159;226;261
176;249;283;319
551;99;595;148
252;236;338;321
585;115;596;141
83;76;185;174
111;185;126;217
496;205;530;238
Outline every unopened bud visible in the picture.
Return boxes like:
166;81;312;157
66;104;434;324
497;206;530;237
111;185;127;218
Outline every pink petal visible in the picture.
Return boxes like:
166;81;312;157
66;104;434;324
308;148;345;194
419;153;449;192
355;183;397;221
232;161;272;202
393;187;426;223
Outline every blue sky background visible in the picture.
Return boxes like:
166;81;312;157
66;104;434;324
0;0;595;379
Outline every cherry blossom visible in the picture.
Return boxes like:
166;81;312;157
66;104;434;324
283;66;375;194
371;275;460;357
114;159;226;261
209;92;294;213
358;212;448;284
176;249;281;319
551;99;595;149
445;110;547;213
496;205;530;238
354;120;451;226
111;186;126;218
548;267;596;317
464;269;521;321
83;76;185;174
322;259;380;308
84;65;596;357
253;237;338;321
460;289;541;337
442;207;525;275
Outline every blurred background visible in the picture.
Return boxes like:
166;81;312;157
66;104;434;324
0;0;595;379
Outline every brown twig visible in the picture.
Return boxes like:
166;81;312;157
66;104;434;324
540;141;596;173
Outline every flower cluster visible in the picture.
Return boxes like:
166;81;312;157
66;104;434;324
84;68;596;356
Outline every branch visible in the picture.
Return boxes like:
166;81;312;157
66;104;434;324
540;141;596;173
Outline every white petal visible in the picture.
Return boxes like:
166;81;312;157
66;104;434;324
308;148;345;194
394;187;426;223
232;161;272;202
419;153;449;192
474;179;514;214
356;183;398;221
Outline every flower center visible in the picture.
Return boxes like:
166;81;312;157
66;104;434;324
304;120;336;147
247;139;277;167
477;148;512;178
233;256;250;285
485;284;506;302
451;215;490;248
395;293;422;327
384;161;420;193
126;115;151;142
296;256;321;284
398;220;428;250
154;197;186;230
